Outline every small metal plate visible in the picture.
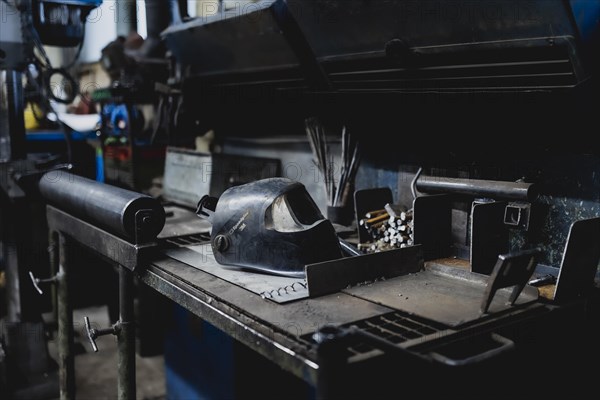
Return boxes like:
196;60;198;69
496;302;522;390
163;244;308;303
413;195;452;260
553;217;600;303
470;201;509;274
344;263;538;327
158;206;211;239
306;245;423;298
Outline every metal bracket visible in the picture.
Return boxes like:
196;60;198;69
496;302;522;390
480;248;541;314
134;209;154;245
503;202;531;230
470;200;509;274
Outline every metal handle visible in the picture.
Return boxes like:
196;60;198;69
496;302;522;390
84;316;99;352
28;271;57;295
429;333;515;367
84;316;119;353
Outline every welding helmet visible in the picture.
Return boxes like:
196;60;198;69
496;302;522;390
197;178;342;278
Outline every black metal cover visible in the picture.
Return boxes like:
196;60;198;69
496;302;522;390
164;0;588;93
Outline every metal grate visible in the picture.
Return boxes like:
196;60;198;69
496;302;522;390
305;311;447;356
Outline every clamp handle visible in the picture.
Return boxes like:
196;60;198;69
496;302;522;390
84;316;99;353
28;271;57;295
84;316;118;353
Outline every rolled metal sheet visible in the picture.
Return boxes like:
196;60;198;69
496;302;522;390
39;172;165;242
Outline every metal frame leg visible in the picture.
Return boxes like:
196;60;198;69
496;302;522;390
57;233;74;400
118;266;136;400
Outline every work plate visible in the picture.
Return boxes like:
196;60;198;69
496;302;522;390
344;263;539;327
163;244;308;304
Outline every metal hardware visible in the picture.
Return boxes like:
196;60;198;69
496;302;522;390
529;274;557;287
28;271;57;295
354;188;393;244
358;204;414;254
552;217;600;303
83;316;119;353
503;202;531;230
470;201;509;274
82;267;136;399
57;233;74;400
214;235;229;253
429;333;515;367
413;194;452;261
338;238;361;257
480;249;541;314
416;176;538;202
305;245;423;298
46;206;157;272
39;172;165;243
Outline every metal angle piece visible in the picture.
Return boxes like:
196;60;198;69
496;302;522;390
553;217;600;303
480;248;541;314
305;245;424;298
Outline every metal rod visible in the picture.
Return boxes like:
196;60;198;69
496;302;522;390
416;176;538;201
39;172;165;243
338;238;361;257
49;232;59;326
118;266;136;400
57;233;74;400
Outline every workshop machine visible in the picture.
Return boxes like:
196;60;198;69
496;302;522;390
0;1;101;398
92;0;181;191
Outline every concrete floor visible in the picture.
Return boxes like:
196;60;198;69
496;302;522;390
47;305;166;400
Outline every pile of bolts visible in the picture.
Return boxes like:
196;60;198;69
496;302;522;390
358;203;414;254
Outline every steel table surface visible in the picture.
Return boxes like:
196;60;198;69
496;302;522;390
139;255;395;386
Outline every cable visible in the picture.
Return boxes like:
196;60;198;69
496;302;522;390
62;25;86;70
19;2;91;163
44;68;79;104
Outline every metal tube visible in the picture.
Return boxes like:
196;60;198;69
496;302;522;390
39;172;165;243
57;233;74;400
416;176;538;202
117;266;136;400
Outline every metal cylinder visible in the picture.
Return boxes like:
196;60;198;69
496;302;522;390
416;176;538;202
39;172;165;242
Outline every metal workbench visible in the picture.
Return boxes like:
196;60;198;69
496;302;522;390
46;204;596;400
138;252;593;400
